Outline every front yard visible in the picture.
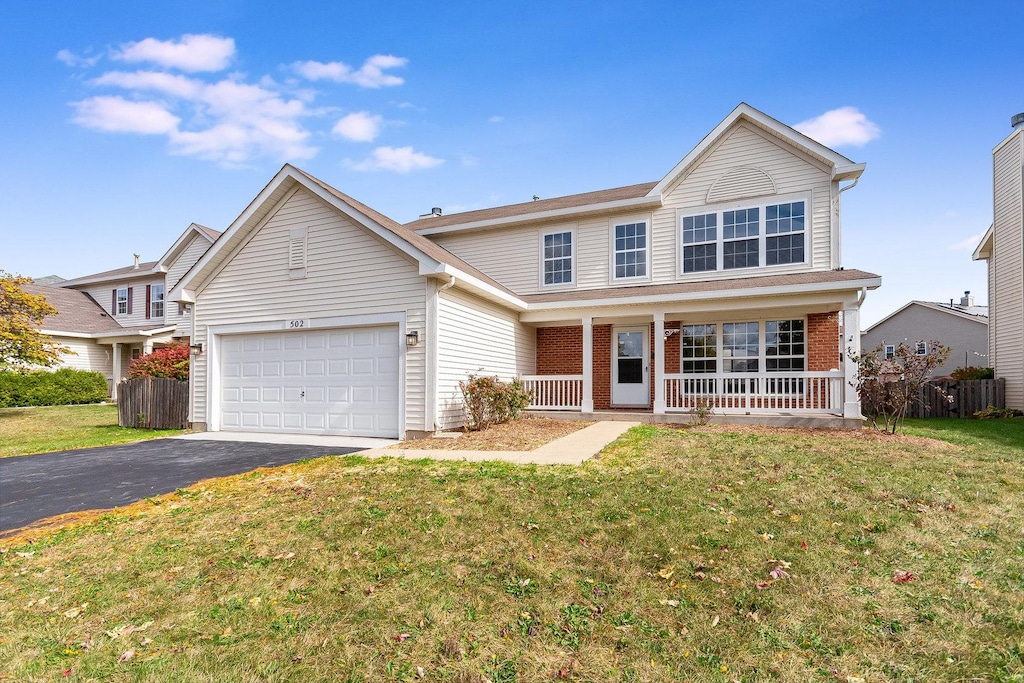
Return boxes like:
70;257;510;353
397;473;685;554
0;404;185;458
1;419;1022;681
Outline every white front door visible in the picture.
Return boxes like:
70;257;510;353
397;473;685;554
612;326;649;406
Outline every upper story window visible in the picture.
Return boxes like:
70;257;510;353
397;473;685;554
680;199;807;274
542;230;573;286
116;287;128;315
150;284;165;319
613;220;649;280
916;342;927;356
884;344;895;359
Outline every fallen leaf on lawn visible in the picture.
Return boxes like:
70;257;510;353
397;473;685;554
248;597;262;607
658;599;680;607
394;633;412;642
416;666;425;679
220;627;233;638
118;650;135;663
758;532;774;542
892;570;916;583
755;580;773;590
63;605;86;619
657;567;674;579
711;615;720;627
800;540;808;549
16;551;35;558
693;571;706;580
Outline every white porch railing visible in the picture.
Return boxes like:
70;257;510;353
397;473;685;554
664;371;844;414
522;375;584;410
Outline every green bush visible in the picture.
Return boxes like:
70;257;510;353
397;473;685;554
458;374;532;431
951;366;995;380
0;368;109;407
973;405;1023;420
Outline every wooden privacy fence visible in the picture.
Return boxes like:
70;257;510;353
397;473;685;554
905;378;1006;418
117;378;189;429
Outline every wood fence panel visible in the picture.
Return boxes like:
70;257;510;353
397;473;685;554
904;378;1006;419
117;378;188;429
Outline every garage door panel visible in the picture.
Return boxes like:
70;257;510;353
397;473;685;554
220;325;400;438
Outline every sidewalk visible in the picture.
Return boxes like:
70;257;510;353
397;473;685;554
360;421;638;465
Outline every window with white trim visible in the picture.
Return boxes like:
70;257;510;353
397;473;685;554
884;344;895;359
680;199;807;273
116;287;128;315
765;319;805;371
613;221;648;280
150;284;165;319
723;322;760;372
680;319;807;390
542;230;573;286
916;342;927;356
681;324;717;373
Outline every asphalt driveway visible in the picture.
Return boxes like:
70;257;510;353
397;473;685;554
0;438;362;533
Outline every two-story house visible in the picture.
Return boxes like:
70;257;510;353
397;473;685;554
974;112;1024;411
27;223;220;396
170;104;880;439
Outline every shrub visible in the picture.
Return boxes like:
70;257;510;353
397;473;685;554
973;405;1023;419
0;368;108;407
951;366;995;380
851;340;950;434
458;373;532;431
128;343;190;381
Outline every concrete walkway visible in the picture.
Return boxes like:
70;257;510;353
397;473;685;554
360;420;638;465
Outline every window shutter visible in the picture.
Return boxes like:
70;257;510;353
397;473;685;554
127;287;133;315
289;228;307;270
145;285;151;320
112;289;117;315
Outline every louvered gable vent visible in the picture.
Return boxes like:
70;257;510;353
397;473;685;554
289;227;307;277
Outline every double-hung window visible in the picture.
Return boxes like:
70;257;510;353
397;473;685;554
150;284;165;319
542;230;573;286
116;287;128;315
613;221;648;280
680;199;807;274
681;319;807;394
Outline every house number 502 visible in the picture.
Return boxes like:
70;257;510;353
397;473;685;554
288;320;306;329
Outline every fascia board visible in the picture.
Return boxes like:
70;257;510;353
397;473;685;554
415;195;663;236
522;276;882;315
425;264;527;311
60;266;163;288
40;329;97;339
157;224;212;270
833;163;866;181
972;224;994;260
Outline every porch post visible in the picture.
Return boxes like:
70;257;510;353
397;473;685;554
842;305;862;419
654;312;666;414
582;315;594;413
143;340;154;355
110;343;122;401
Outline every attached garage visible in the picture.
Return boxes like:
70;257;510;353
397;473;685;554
219;325;401;438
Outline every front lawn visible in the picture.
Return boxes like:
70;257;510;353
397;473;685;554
1;421;1022;681
0;404;185;458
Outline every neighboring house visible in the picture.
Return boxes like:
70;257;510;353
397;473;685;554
170;103;880;439
974;112;1024;411
28;223;220;396
861;292;988;377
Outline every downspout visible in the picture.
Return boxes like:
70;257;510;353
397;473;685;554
438;276;456;293
428;276;455;433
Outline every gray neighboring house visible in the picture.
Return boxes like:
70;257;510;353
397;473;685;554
861;291;988;378
974;112;1024;411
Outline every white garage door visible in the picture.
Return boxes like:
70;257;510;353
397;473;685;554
219;326;400;438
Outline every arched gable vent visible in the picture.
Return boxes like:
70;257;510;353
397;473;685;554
706;167;777;204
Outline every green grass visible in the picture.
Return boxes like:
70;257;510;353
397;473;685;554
1;420;1023;681
0;404;185;458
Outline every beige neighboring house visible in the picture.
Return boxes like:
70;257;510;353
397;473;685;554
861;292;988;378
170;103;881;439
974;112;1024;411
29;223;221;397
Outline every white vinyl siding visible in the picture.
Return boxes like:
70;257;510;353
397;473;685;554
436;287;536;430
72;277;167;329
50;337;115;394
191;187;428;433
166;234;214;338
991;131;1024;408
430;121;834;296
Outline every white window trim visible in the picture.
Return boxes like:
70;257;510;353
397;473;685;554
539;226;576;289
609;214;653;284
116;287;128;315
916;342;927;356
151;283;165;319
884;344;895;359
678;316;808;375
676;192;811;277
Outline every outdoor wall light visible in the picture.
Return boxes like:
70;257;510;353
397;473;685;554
405;331;420;346
663;329;679;338
189;343;203;355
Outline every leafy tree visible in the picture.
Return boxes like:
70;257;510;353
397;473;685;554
127;343;190;381
0;271;67;371
850;340;950;434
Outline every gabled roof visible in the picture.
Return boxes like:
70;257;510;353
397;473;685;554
973;224;994;261
169;165;526;311
404;103;865;236
59;260;161;287
23;283;124;335
862;300;989;336
157;222;221;273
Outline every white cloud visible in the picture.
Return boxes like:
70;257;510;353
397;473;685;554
72;96;180;134
92;70;203;99
332;111;382;142
488;115;504;123
56;49;99;68
112;34;235;72
950;232;986;251
350;146;443;172
294;54;407;88
793;107;881;148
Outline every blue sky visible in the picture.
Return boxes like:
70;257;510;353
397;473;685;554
1;1;1021;327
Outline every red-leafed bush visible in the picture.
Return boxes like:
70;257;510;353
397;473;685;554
127;343;190;381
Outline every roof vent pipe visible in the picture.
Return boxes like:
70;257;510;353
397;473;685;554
133;253;140;269
1012;113;1024;129
960;290;974;307
431;207;442;217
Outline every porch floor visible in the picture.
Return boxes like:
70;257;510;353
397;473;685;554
526;410;864;430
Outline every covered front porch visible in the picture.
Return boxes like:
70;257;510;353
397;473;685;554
517;290;866;429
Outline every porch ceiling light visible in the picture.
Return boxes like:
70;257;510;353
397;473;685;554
406;331;420;346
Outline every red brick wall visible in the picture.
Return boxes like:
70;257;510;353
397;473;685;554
807;312;840;371
536;326;583;374
594;325;611;410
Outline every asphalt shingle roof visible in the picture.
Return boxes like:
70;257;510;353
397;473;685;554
22;283;124;334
